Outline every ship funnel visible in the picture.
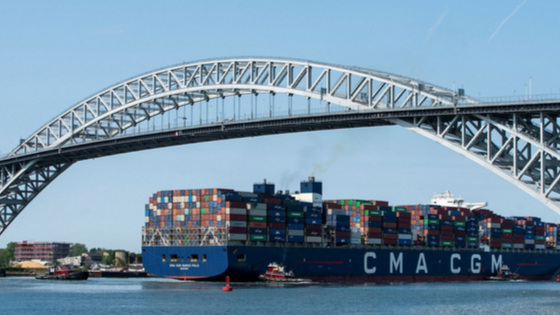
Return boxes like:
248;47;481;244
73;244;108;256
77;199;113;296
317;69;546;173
308;176;315;182
263;179;267;184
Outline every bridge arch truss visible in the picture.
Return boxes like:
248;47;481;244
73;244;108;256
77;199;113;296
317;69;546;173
2;57;560;235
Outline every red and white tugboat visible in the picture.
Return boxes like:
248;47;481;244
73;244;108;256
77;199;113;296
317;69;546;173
259;263;311;283
486;265;520;281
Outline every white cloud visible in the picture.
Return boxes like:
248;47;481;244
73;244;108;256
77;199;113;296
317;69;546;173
488;0;528;43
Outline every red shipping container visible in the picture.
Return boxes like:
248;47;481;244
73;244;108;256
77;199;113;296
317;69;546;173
398;223;411;229
325;203;343;210
384;233;397;239
383;222;397;228
306;225;322;232
383;238;397;245
226;201;247;208
453;231;466;237
396;212;411;218
372;200;389;207
502;233;513;239
336;231;351;238
364;227;382;233
366;232;383;238
452;216;465;222
397;217;410;224
361;205;378;210
249;222;267;228
269;223;286;229
441;235;453;241
228;227;247;234
424;230;440;235
440;225;453;232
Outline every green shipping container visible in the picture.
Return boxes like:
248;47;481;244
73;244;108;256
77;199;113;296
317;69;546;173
392;206;407;212
453;221;466;227
440;241;453;247
201;208;206;214
502;242;513;248
424;219;440;225
502;228;512;234
250;234;267;241
368;210;383;216
535;235;545;241
249;215;267;222
467;237;479;242
204;195;210;202
288;211;304;218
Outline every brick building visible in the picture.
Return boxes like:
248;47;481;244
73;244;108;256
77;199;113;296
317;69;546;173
14;241;72;262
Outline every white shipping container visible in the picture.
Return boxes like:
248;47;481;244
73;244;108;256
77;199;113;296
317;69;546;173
486;223;501;228
228;233;247;241
176;215;184;221
305;236;322;243
350;238;361;244
288;230;304;236
167;203;172;209
524;239;535;244
228;221;247;228
367;238;382;245
184;209;189;215
514;244;525;249
248;209;267;216
217;215;222;221
247;203;267;210
351;232;361;238
327;209;346;216
535;244;546;250
157;210;161;216
350;227;360;233
172;196;179;203
213;194;217;202
398;234;412;240
196;202;201;208
226;208;247;215
145;217;150;223
149;204;155;210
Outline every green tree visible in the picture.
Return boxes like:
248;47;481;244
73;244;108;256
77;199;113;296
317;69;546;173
0;249;7;268
70;243;88;257
5;242;16;262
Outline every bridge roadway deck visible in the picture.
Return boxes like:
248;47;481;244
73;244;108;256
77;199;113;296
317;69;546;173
2;100;559;168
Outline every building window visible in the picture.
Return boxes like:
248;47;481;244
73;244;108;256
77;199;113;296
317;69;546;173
170;254;179;263
237;254;246;262
189;254;199;263
202;254;207;262
161;254;166;262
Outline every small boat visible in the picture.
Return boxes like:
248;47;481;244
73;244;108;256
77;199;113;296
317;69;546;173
36;266;89;281
486;265;520;281
259;263;311;283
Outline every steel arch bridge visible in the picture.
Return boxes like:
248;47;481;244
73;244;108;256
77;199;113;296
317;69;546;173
2;57;560;236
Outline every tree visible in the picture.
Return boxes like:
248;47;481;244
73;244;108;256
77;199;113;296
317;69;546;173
70;243;88;257
5;242;16;262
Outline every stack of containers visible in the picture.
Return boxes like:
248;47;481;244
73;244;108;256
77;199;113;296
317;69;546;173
287;203;305;243
512;219;526;249
557;226;560;250
267;202;287;242
517;218;535;249
225;197;248;241
546;223;557;248
439;212;453;247
424;213;440;246
452;215;466;248
381;206;397;246
247;201;267;242
395;208;412;246
362;204;383;245
500;219;514;249
325;203;351;244
527;217;546;250
466;216;479;248
484;216;502;249
305;205;323;243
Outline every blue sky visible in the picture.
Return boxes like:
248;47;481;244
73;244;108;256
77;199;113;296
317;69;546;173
1;0;560;252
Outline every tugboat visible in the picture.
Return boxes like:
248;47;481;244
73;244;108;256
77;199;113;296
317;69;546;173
35;265;89;281
259;263;311;283
486;265;520;281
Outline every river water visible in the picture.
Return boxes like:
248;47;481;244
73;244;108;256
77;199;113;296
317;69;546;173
1;277;560;314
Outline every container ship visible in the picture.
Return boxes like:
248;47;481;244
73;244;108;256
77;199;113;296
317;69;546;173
141;177;560;282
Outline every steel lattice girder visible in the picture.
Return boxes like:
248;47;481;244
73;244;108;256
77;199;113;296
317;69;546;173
395;112;560;215
10;58;473;157
0;162;72;235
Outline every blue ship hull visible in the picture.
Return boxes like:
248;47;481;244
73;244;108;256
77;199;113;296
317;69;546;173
142;245;560;282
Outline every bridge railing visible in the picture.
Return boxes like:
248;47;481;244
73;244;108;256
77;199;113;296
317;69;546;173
462;93;560;105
